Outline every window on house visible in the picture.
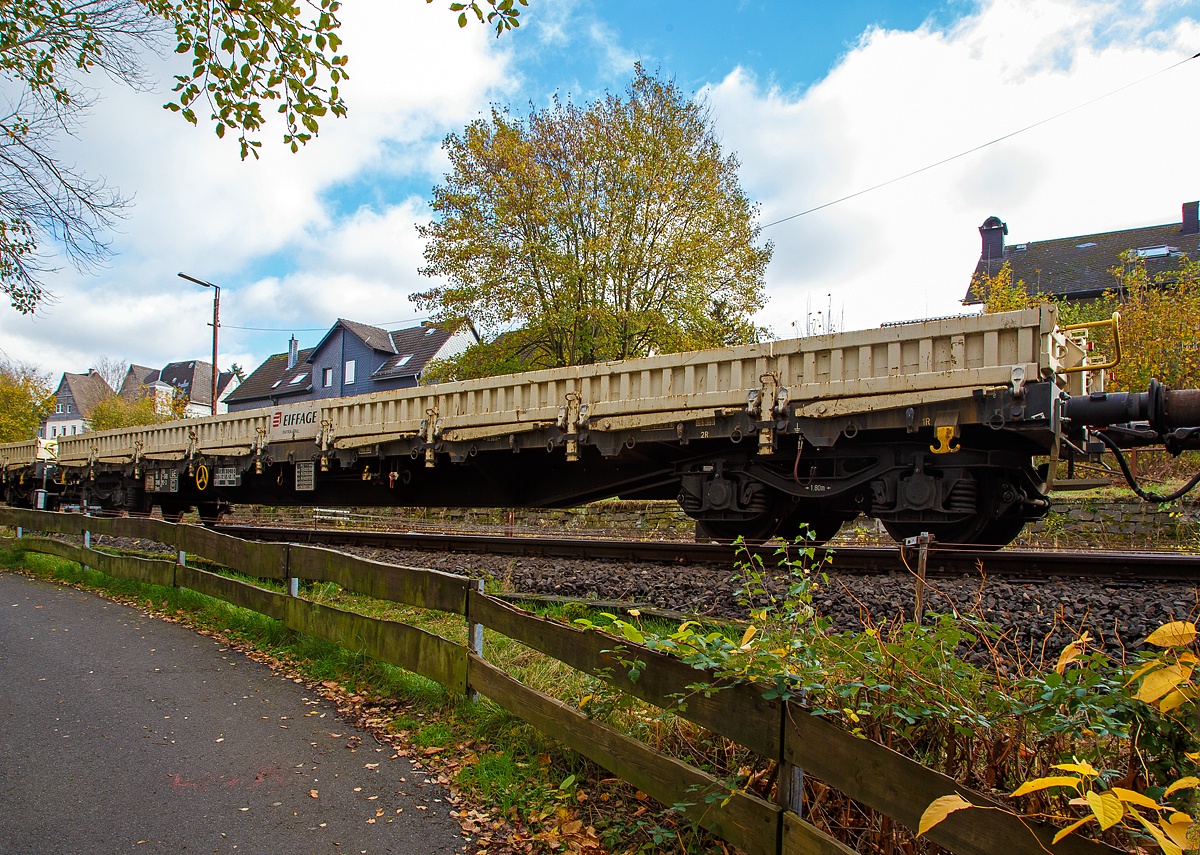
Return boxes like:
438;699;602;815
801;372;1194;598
66;403;71;413
396;354;413;367
51;427;57;437
271;380;283;388
323;367;333;387
71;426;76;435
1135;245;1179;258
289;372;306;385
56;403;63;413
344;360;356;384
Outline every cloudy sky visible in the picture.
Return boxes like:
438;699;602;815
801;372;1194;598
2;0;1198;382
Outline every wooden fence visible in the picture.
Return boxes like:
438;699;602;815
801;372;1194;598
0;507;1119;855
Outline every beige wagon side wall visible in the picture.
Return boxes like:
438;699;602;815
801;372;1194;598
10;306;1064;465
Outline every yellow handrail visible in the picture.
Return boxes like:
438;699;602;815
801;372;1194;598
1059;312;1121;374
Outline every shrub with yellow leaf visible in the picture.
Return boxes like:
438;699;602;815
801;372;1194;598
920;620;1200;851
973;255;1200;394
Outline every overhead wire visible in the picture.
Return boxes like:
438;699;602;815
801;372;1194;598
218;315;436;333
760;50;1200;230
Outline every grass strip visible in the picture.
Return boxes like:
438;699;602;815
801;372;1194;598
0;542;746;854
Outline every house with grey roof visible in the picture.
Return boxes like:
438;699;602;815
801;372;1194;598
963;200;1199;305
40;370;113;439
119;361;240;416
224;320;478;413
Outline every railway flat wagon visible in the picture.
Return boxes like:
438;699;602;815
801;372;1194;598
5;306;1197;547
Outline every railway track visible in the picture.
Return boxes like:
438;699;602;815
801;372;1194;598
214;524;1200;583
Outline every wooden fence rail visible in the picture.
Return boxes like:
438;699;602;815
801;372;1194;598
0;508;1119;855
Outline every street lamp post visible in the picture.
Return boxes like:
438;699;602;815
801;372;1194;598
178;272;220;415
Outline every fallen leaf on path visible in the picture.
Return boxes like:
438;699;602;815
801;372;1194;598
309;790;319;798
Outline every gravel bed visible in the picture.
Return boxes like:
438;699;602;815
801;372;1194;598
77;534;1200;668
344;544;1200;667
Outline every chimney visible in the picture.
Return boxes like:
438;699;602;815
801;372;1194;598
979;216;1008;263
1182;201;1199;236
287;336;298;369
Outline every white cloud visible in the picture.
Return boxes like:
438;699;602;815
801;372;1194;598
0;0;512;377
4;0;1199;386
704;0;1200;335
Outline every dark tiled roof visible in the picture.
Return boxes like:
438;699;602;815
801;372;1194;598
965;221;1199;303
341;319;396;353
120;364;159;399
160;360;222;407
224;348;315;404
217;371;237;398
370;326;453;380
55;371;114;416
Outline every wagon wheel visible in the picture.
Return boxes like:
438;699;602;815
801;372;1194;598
881;472;1027;550
197;502;226;529
693;492;791;545
159;501;190;524
695;514;784;545
775;507;857;546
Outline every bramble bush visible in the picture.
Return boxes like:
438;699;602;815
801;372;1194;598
575;536;1199;851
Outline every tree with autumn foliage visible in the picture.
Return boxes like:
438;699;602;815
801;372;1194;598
0;360;53;441
88;385;189;431
0;0;526;314
414;65;772;381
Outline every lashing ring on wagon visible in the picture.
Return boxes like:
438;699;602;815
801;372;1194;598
469;444;478;457
410;446;421;459
625;435;637;449
989;410;1006;430
844;422;859;439
730;427;743;443
546;439;555;452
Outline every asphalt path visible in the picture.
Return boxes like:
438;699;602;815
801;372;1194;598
0;570;470;855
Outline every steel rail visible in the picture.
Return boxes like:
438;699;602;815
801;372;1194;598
213;524;1200;583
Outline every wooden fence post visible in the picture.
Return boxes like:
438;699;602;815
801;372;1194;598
779;696;804;824
467;578;484;702
284;544;298;597
904;532;932;625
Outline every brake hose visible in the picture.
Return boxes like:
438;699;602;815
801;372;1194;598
1095;432;1200;502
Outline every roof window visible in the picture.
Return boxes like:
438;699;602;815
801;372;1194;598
1135;245;1178;258
1076;242;1097;248
289;372;307;385
1010;244;1027;252
396;354;413;367
271;380;282;388
425;327;437;335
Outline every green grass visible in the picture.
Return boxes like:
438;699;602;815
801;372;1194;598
0;541;739;854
